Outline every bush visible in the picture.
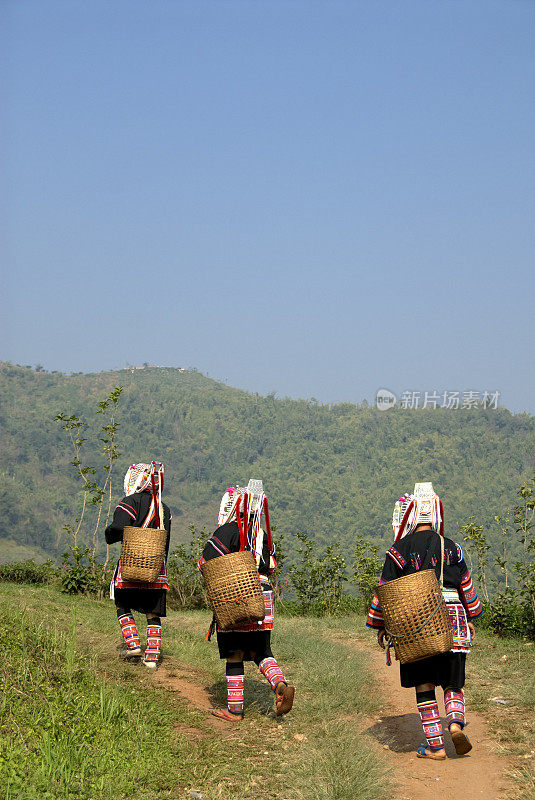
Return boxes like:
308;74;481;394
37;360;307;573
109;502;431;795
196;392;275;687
0;559;56;585
277;592;361;617
60;546;111;595
486;589;534;638
166;526;207;610
352;534;382;613
287;532;349;615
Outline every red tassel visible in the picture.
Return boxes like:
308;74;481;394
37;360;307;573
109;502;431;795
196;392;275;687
150;471;160;527
263;497;274;553
395;499;415;542
236;493;248;551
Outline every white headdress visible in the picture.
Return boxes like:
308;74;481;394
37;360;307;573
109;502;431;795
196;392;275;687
123;461;165;529
124;462;164;496
218;487;239;526
392;482;443;542
217;479;274;564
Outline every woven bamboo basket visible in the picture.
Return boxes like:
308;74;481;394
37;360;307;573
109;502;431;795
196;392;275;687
120;526;167;582
376;569;453;664
201;550;266;631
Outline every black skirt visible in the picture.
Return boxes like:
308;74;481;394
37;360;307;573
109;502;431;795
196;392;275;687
400;652;466;690
114;588;167;617
216;630;273;662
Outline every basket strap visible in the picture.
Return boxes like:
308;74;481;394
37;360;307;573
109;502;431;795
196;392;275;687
157;466;163;530
149;463;164;530
150;472;159;528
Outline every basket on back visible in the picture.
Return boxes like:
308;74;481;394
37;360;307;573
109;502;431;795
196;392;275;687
376;568;453;664
121;526;167;582
201;550;266;631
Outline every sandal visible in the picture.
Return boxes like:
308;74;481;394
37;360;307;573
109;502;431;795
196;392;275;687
416;745;446;760
210;707;243;722
451;729;472;755
275;683;295;716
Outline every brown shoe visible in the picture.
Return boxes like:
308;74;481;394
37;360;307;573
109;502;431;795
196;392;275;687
210;708;243;722
275;683;295;716
451;730;472;755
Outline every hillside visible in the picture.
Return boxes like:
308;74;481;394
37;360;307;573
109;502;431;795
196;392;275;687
0;362;533;578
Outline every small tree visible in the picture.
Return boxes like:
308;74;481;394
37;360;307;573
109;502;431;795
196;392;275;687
288;532;347;615
458;516;490;603
167;526;207;610
55;386;123;594
270;527;286;599
513;476;535;633
352;534;382;612
493;512;511;588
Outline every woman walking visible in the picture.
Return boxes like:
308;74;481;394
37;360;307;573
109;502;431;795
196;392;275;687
105;462;171;669
367;482;483;759
199;481;295;721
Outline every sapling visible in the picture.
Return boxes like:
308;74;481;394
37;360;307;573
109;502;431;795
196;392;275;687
55;386;123;593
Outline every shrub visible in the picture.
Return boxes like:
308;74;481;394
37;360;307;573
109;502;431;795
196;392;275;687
486;588;532;637
352;534;382;612
0;559;56;585
60;546;111;595
287;532;349;615
166;525;207;610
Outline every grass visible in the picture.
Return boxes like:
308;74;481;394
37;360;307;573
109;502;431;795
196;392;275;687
0;606;181;800
0;584;390;800
5;582;532;799
467;629;535;799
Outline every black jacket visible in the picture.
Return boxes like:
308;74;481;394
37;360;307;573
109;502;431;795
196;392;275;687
105;490;172;556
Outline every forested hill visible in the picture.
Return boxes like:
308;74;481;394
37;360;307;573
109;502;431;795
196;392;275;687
1;362;533;572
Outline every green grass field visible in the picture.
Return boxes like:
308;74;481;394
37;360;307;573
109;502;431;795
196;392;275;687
2;583;534;800
0;584;390;800
467;630;535;798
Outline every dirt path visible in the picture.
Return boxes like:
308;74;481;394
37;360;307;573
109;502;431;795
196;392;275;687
340;635;512;800
149;630;513;799
151;659;235;736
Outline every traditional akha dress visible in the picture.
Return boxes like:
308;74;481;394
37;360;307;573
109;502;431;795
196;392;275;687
106;489;172;617
198;484;294;719
367;530;483;689
198;520;275;662
367;523;483;757
105;488;171;666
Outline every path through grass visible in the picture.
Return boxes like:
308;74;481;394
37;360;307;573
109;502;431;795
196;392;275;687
0;585;390;800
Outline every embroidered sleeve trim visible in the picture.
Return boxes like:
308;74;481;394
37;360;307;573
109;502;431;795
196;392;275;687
211;535;230;554
387;546;406;569
117;504;137;520
460;569;484;618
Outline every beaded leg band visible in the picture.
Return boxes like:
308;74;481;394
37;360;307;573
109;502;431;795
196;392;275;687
144;624;161;668
258;657;286;691
416;690;444;751
118;614;141;655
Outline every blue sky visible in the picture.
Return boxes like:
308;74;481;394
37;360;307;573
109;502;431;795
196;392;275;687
2;1;534;412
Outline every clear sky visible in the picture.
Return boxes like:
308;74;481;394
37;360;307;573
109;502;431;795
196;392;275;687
2;1;534;412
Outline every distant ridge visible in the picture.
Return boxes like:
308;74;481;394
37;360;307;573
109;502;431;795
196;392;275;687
0;361;533;580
